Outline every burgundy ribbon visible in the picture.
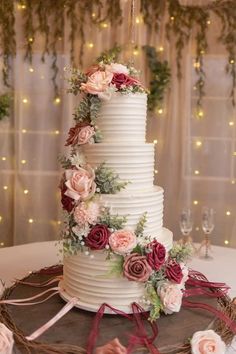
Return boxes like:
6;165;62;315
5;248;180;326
39;265;63;275
183;269;236;334
87;302;159;354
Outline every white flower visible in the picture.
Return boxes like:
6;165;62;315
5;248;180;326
105;63;129;74
70;152;86;168
72;224;90;238
0;323;14;354
191;330;226;354
157;281;183;314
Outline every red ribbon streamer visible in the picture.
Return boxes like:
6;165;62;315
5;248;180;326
87;302;159;354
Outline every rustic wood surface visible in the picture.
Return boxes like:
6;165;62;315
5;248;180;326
7;272;217;353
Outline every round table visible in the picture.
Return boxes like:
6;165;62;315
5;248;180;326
0;241;236;353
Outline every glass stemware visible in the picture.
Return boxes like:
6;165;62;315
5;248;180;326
179;208;193;245
199;207;215;260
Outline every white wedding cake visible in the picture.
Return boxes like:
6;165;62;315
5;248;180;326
60;62;182;318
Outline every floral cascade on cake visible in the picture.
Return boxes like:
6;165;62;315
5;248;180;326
59;58;191;320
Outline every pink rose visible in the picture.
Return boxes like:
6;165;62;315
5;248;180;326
157;282;183;314
111;73;141;89
191;330;226;354
165;260;183;284
95;338;127;354
80;70;113;97
85;64;101;76
74;201;100;226
109;230;137;255
0;323;14;354
64;166;96;201
146;240;166;271
65;123;94;146
85;224;111;250
123;253;152;282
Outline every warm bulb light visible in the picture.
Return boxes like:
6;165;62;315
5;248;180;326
91;12;96;18
195;140;202;147
193;200;198;205
170;16;174;20
198;110;204;118
0;216;2;222
158;46;164;52
230;59;235;64
195;227;200;231
29;67;34;73
207;20;211;25
22;129;27;133
0;242;4;246
133;50;139;56
54;97;61;104
28;218;34;223
158;108;163;114
1;157;6;161
153;139;158;144
57;221;62;225
54;130;60;135
22;98;28;104
194;170;200;175
101;22;108;28
3;186;8;190
226;211;231;216
28;37;34;42
135;16;140;24
23;189;29;194
40;75;45;80
233;152;236;156
88;42;94;48
224;240;229;245
229;121;234;126
21;159;27;164
194;62;201;69
154;169;158;174
232;180;236;184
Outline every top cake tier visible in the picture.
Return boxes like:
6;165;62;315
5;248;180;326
96;93;147;143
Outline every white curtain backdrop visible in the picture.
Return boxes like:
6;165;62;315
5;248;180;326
0;1;235;248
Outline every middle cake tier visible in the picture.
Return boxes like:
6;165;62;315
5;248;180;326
83;143;155;191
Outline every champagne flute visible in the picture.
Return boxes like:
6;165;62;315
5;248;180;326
179;208;193;245
199;207;215;260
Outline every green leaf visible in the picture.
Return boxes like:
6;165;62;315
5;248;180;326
107;255;124;277
95;163;129;194
135;212;147;237
146;284;163;322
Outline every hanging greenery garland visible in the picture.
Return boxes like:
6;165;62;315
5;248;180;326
143;45;171;112
0;0;236;109
0;93;12;121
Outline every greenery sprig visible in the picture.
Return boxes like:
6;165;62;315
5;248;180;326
95;163;129;194
0;93;12;121
98;207;127;230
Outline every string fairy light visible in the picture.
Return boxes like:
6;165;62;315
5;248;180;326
153;139;158;144
195;140;202;148
0;242;4;246
101;22;108;28
193;62;201;69
54;130;60;135
154;169;158;174
28;37;34;43
54;97;61;104
28;218;34;223
229;121;234;126
195;227;200;231
29;67;34;73
87;42;94;49
21;159;27;164
133;49;139;56
226;211;231;216
194;170;200;175
224;240;229;245
3;186;8;190
158;46;164;52
22;129;27;133
193;200;198;205
157;108;163;115
1;156;6;161
0;216;2;222
22;98;28;104
23;189;29;194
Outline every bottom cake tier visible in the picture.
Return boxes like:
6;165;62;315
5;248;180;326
62;228;173;313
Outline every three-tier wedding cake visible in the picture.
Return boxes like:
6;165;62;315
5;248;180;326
60;61;187;319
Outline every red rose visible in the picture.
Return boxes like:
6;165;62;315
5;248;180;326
85;224;111;250
123;253;152;282
146;240;166;271
111;73;141;89
166;260;183;284
60;183;75;212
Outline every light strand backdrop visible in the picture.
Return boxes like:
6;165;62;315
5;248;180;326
0;0;235;247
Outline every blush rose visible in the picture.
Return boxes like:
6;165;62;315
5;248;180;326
81;70;113;97
106;63;129;75
157;282;183;314
0;323;14;354
191;330;226;354
146;240;166;271
64;166;96;201
123;253;152;282
65;124;94;146
95;338;127;354
165;259;183;284
109;230;137;255
85;224;111;250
